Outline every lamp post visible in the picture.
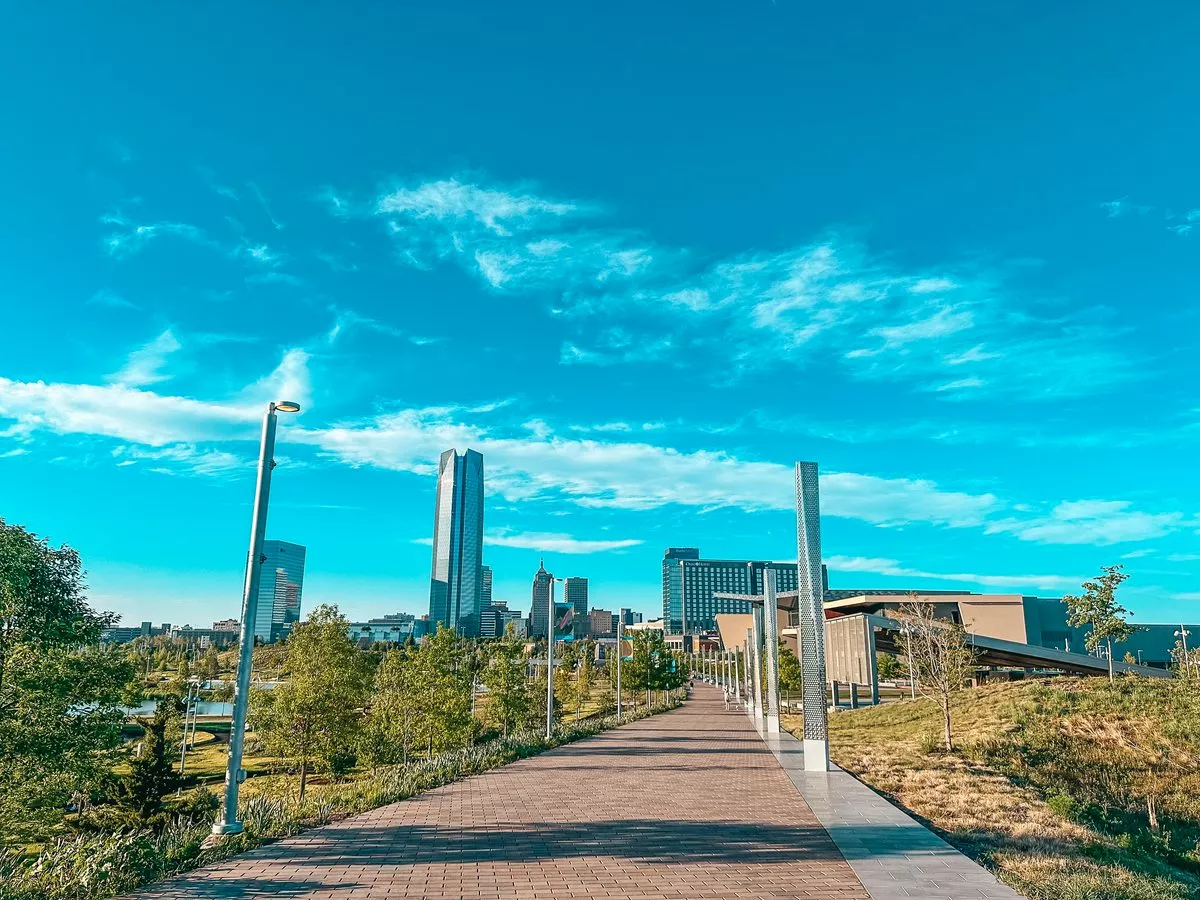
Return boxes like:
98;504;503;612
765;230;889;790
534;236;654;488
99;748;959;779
1176;626;1193;678
616;620;623;722
546;576;567;739
212;400;300;836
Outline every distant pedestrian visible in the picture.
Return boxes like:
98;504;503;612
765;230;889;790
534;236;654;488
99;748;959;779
722;687;729;710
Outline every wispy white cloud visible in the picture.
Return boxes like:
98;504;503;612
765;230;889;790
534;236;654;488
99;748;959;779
249;183;284;230
0;364;1185;547
107;329;182;387
0;448;29;459
0;348;309;448
111;443;249;477
88;289;139;310
1170;592;1200;601
826;555;1079;591
1100;197;1152;218
102;216;214;258
293;407;1000;527
485;529;642;554
986;499;1186;546
356;174;1133;400
378;178;576;236
325;307;436;346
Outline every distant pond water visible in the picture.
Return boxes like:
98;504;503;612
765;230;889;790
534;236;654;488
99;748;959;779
123;699;235;717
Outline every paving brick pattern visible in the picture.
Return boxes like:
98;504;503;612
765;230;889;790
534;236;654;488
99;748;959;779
133;688;868;899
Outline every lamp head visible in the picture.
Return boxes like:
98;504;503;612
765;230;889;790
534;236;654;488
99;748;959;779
274;401;301;413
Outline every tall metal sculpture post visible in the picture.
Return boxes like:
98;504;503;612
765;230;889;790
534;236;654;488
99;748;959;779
796;461;829;771
762;568;782;734
743;631;754;719
733;649;741;702
750;610;764;731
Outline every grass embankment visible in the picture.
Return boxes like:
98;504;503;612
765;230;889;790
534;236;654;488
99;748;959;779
785;678;1200;900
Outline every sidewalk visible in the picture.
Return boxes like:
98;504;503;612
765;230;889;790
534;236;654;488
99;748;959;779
133;688;868;899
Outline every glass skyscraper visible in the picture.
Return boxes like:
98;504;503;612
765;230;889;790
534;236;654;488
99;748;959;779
253;540;306;644
428;448;485;637
529;559;553;638
565;576;588;628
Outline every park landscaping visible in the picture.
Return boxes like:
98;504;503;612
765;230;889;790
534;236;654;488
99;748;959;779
0;517;687;900
792;676;1200;900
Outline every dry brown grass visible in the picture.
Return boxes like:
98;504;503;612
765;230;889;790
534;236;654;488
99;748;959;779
784;678;1200;900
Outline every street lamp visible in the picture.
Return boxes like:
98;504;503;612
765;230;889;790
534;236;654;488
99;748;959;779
1176;626;1193;678
213;400;300;836
546;576;567;739
616;620;624;723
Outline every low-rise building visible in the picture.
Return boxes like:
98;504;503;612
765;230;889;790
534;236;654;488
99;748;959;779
348;613;415;646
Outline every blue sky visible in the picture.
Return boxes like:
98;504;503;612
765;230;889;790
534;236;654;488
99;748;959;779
2;2;1198;628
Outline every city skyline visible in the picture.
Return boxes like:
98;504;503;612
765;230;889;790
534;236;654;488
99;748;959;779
2;4;1199;630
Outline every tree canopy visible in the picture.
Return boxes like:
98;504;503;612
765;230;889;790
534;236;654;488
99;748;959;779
0;519;136;841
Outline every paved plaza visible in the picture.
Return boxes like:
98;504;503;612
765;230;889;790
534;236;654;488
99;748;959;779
131;687;1019;899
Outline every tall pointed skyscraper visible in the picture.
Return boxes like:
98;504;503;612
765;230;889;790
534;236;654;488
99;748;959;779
529;559;553;638
428;448;485;637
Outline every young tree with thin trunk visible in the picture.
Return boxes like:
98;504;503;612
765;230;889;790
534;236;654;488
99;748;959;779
249;604;371;801
894;600;978;753
482;624;531;736
1063;565;1137;684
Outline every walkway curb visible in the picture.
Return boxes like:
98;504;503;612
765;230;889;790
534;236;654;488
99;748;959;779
763;728;1024;900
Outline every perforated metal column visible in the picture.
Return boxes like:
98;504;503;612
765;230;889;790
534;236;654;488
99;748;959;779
750;607;764;731
763;569;781;733
796;461;829;771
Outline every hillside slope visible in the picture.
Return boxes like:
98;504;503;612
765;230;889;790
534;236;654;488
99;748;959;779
786;677;1200;900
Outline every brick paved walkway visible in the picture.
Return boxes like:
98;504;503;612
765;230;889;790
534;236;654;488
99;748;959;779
134;687;868;899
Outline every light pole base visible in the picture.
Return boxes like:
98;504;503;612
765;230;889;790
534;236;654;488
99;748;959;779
765;713;780;734
803;738;830;772
211;821;244;837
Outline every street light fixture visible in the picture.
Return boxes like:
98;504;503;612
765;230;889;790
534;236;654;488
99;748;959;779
212;400;300;837
1176;626;1193;678
546;576;567;740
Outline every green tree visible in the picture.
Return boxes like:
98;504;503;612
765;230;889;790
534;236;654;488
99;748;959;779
572;648;595;713
482;626;531;736
778;642;803;696
625;631;675;707
203;645;221;681
875;652;903;680
360;646;419;767
249;604;371;801
121;699;181;818
0;519;136;842
409;625;473;755
1063;565;1138;683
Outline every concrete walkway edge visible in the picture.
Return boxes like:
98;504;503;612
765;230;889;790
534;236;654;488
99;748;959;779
762;727;1024;900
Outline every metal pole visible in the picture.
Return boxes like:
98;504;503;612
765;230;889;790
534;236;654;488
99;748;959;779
179;683;195;776
546;579;555;739
904;625;917;699
213;403;278;836
616;621;623;722
795;461;829;771
763;570;781;734
750;612;764;729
